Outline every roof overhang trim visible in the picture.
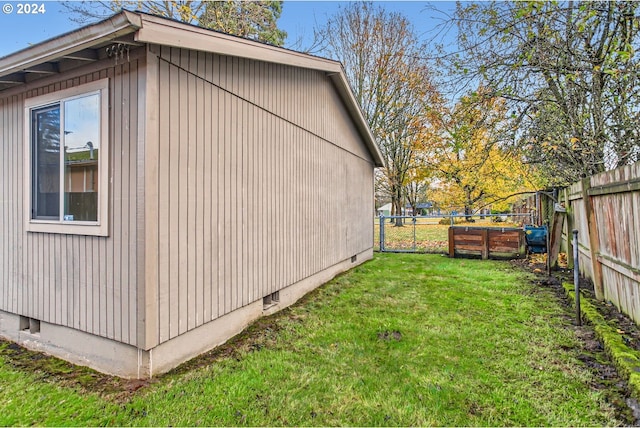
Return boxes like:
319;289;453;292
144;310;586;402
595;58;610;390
0;11;141;77
135;13;342;73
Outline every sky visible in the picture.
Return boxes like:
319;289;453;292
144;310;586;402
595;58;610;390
0;1;457;58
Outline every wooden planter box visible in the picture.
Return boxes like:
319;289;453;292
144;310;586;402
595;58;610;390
448;226;526;260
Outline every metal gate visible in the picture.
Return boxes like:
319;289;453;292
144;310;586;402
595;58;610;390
376;215;446;253
378;216;418;253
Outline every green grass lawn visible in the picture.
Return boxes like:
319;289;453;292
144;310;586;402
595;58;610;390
0;253;627;426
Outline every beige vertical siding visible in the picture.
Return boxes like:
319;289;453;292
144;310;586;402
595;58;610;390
0;52;144;346
147;46;375;345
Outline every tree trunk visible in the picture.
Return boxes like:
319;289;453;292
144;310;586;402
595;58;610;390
392;184;404;226
464;188;474;222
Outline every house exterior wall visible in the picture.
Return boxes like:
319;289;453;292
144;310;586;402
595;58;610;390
0;38;377;377
0;49;145;348
143;45;376;348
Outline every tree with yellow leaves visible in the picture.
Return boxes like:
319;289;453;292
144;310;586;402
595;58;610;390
428;88;541;217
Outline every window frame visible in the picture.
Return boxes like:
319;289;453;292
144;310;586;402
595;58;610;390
24;78;109;236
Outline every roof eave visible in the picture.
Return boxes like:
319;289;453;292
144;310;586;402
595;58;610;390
0;10;141;77
134;12;342;73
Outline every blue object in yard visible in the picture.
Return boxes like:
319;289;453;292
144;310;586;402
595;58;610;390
524;225;548;253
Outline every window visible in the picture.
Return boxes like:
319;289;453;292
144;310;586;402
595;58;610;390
25;79;109;236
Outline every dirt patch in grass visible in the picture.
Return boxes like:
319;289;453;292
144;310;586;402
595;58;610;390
377;330;402;341
515;255;640;425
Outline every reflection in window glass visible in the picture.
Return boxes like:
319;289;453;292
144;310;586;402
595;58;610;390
31;105;60;219
63;94;100;221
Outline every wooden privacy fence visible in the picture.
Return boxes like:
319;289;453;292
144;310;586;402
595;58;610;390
448;226;526;260
562;162;640;325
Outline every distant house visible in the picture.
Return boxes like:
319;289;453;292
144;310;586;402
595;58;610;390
377;203;392;217
410;202;434;216
0;11;384;378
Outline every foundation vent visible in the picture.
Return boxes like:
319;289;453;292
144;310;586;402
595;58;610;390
263;291;280;310
20;316;40;335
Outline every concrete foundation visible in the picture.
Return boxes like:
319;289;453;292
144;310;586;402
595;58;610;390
0;250;372;378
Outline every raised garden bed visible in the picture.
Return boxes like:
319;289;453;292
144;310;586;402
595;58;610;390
448;226;526;259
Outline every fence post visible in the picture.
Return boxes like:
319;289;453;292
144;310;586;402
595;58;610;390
412;216;417;252
565;187;575;269
582;178;605;300
448;226;455;258
573;229;581;326
379;215;385;252
481;228;489;260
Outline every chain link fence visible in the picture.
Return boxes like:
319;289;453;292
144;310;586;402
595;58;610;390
374;214;535;253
